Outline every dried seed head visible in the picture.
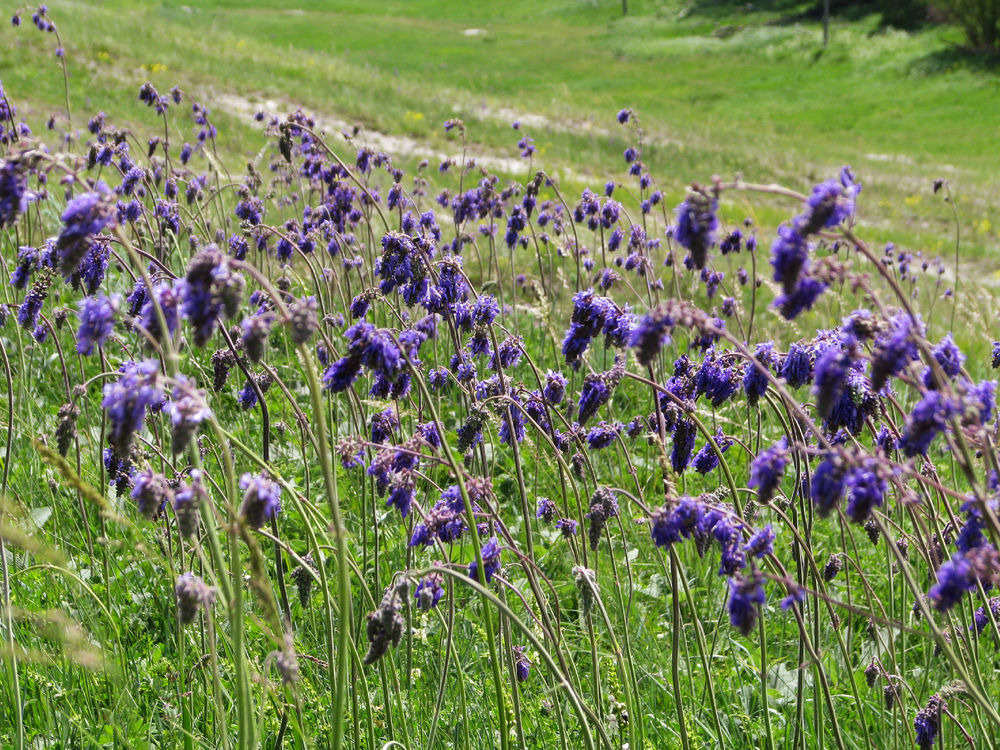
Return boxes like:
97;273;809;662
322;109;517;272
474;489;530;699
573;565;598;620
864;518;880;545
883;681;897;710
287;296;319;345
290;553;317;608
55;402;80;457
241;312;274;364
169;379;211;455
823;553;843;583
211;348;236;392
174;470;206;538
864;658;881;688
896;536;909;560
131;469;174;521
363;583;405;666
175;572;216;625
274;631;300;685
587;488;619;552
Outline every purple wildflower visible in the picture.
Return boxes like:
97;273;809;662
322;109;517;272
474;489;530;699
897;391;953;457
844;460;886;524
749;439;789;504
970;598;1000;636
781;343;813;388
744;524;775;559
914;695;942;750
671;418;697;473
414;573;445;611
239;471;281;529
168;378;212;454
102;360;162;457
770;224;810;294
674;191;718;269
630;303;675;367
798;168;860;235
75;293;117;355
870;313;920;392
586;421;621;450
0;158;29;228
136;282;180;345
498;397;526;445
386;476;414;518
179;246;244;346
536;497;557;523
728;573;765;636
556;518;578;537
813;339;854;419
924;334;964;388
468;537;502;584
241;312;275;364
543;370;568;404
810;452;846;517
928;554;974;612
174;471;206;537
578;373;610;425
513;646;531;682
56;188;116;278
130;469;173;520
650;496;705;547
175;573;215;625
17;277;48;330
692;429;733;475
743;342;775;406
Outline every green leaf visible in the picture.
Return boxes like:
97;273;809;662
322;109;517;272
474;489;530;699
29;506;52;529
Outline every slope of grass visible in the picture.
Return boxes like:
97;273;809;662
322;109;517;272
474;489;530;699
2;0;999;274
4;5;1000;750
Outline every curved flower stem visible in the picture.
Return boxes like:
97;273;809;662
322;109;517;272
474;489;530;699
217;326;292;628
421;564;610;750
296;343;353;750
399;352;511;750
115;226;253;746
204;419;255;750
663;546;725;745
668;550;691;750
941;183;961;333
0;336;24;750
874;514;1000;725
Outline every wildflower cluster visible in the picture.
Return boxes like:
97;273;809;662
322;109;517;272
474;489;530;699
2;47;998;750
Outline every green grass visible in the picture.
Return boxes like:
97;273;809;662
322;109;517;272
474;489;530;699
3;0;1000;275
4;4;1000;750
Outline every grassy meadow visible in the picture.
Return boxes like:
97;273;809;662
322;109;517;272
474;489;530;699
2;3;1000;750
4;0;1000;271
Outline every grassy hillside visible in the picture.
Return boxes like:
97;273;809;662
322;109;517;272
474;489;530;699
3;0;1000;273
5;4;1000;750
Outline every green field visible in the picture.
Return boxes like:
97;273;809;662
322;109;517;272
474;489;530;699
5;3;1000;750
4;0;1000;273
